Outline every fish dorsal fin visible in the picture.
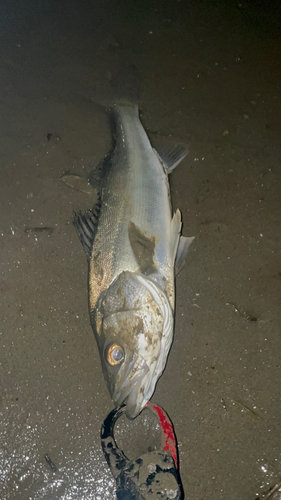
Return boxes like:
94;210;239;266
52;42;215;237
61;174;97;195
175;236;195;275
73;201;101;260
154;144;189;174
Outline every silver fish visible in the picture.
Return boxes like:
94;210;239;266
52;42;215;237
73;100;194;419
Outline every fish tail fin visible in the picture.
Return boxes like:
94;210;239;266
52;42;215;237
77;63;139;110
114;63;139;106
109;64;139;114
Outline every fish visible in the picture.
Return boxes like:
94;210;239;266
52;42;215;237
73;100;194;419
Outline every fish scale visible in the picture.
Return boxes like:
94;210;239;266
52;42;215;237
91;103;172;310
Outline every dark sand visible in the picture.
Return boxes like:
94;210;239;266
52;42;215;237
1;1;281;498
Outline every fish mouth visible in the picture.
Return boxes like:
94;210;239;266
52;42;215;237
113;354;150;420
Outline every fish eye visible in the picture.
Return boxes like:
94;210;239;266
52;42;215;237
106;343;124;366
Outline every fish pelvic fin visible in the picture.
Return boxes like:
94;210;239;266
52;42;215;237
154;143;189;174
170;209;182;265
73;200;101;260
175;236;195;275
170;209;194;275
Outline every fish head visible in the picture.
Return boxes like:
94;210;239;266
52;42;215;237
93;271;173;419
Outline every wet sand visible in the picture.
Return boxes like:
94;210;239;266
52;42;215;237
1;1;281;498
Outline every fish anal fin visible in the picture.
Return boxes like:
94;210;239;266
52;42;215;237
175;236;195;275
155;144;189;174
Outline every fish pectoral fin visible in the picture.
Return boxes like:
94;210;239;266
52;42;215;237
175;235;195;275
128;221;157;275
61;174;97;195
154;143;189;174
73;203;101;260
